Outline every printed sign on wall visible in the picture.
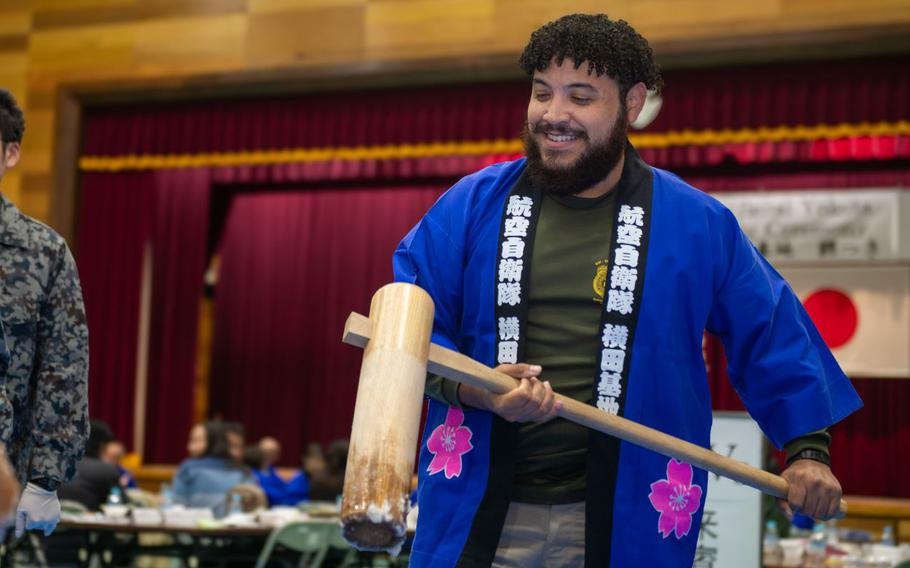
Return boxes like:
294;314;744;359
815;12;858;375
714;190;901;262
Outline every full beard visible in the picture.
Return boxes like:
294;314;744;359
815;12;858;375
522;112;629;196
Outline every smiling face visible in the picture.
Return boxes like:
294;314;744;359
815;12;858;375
524;58;645;197
528;59;623;163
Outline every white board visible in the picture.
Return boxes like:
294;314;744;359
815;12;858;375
695;412;764;568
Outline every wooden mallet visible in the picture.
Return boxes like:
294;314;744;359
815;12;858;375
340;283;847;552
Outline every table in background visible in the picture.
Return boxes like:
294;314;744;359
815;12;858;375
49;518;353;568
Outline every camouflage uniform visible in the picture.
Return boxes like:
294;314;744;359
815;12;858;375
0;194;88;489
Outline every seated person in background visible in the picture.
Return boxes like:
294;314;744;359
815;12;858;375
285;442;324;505
224;422;245;462
242;446;263;472
259;437;281;471
244;437;289;507
302;442;325;481
243;444;287;507
100;440;137;489
59;420;126;511
172;421;256;517
307;439;348;502
186;423;207;458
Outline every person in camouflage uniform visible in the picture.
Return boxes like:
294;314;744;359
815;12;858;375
0;89;89;537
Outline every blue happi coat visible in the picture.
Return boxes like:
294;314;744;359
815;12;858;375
393;155;862;567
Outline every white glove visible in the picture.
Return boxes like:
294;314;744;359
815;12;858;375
15;483;60;537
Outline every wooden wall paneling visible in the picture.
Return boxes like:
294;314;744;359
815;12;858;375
17;109;54;173
134;0;247;20
31;2;137;30
247;4;367;67
365;0;498;60
0;52;29;106
248;0;366;15
33;0;134;13
622;1;782;42
50;91;80;247
0;0;29;215
1;174;23;210
132;14;248;74
27;23;137;78
0;9;33;37
781;0;910;29
488;0;580;51
17;174;51;223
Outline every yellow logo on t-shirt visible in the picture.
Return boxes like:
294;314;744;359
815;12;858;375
593;259;609;303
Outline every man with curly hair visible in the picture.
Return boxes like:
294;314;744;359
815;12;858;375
394;14;861;567
0;89;89;539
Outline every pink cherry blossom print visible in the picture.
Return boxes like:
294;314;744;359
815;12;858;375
648;458;704;539
426;407;474;479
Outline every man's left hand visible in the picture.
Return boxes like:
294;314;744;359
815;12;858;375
779;459;842;520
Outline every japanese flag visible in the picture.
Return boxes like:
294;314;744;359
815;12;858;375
778;265;910;378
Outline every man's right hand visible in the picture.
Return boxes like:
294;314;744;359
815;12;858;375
15;483;60;537
458;363;562;423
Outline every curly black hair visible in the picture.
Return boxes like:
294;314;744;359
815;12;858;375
0;89;25;147
519;14;663;96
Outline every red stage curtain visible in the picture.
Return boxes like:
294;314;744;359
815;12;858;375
77;169;209;463
143;170;211;464
81;83;528;156
832;379;910;497
209;184;446;463
77;172;154;448
205;154;516;186
81;56;909;170
653;57;908;130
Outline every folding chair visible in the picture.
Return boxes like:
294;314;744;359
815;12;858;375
59;499;89;514
254;521;334;568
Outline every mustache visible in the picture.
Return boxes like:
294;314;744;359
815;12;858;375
529;121;588;139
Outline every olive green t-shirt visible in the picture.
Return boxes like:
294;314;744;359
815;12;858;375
510;189;617;503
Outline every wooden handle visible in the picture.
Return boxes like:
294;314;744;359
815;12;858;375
343;311;848;518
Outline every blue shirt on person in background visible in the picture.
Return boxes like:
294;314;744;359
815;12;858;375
118;465;137;489
284;471;310;505
172;456;256;517
253;466;291;507
251;467;310;506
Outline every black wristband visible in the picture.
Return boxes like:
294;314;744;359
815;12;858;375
786;449;831;468
29;477;61;492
